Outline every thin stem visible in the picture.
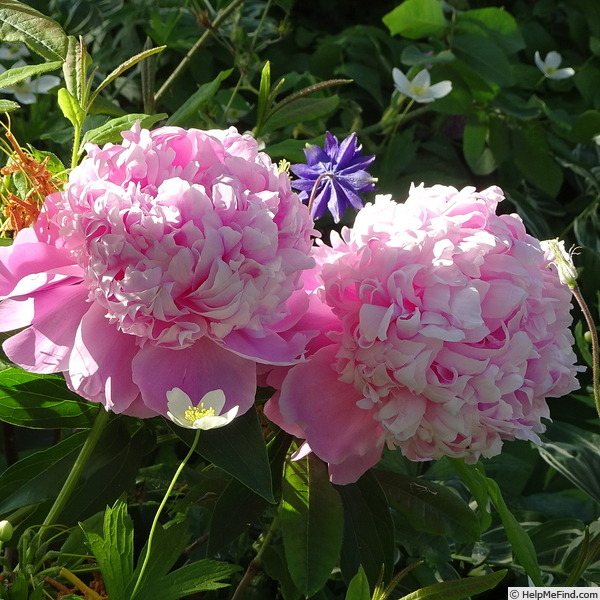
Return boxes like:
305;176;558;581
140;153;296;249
572;285;600;417
230;514;280;600
70;123;82;170
41;409;110;532
130;429;201;600
154;0;244;104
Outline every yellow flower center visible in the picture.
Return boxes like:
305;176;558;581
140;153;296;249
184;403;216;423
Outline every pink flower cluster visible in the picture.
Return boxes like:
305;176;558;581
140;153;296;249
0;125;315;417
265;186;581;483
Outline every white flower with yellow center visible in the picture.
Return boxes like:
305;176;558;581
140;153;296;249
392;67;452;103
166;388;239;430
534;51;575;80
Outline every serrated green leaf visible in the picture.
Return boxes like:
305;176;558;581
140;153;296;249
376;471;480;544
82;113;167;147
383;0;447;39
58;86;84;129
281;453;344;597
0;0;68;60
166;69;232;127
337;471;395;588
0;368;99;429
263;95;339;133
137;560;240;600
0;60;61;90
62;35;92;106
82;497;134;600
170;405;274;502
397;569;506;600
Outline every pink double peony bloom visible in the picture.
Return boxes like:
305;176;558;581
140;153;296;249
265;186;582;484
0;125;316;417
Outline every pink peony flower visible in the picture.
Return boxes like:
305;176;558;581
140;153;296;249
265;186;582;484
0;125;316;417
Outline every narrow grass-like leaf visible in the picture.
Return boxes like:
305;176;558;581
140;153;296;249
281;453;344;597
0;0;68;60
486;478;543;585
88;45;166;109
0;60;61;89
449;459;492;531
397;569;507;600
82;113;167;147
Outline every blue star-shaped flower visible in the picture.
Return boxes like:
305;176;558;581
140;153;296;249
290;132;376;222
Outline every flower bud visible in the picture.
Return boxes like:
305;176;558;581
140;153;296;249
0;520;13;542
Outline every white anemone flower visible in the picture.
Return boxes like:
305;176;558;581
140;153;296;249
0;43;30;61
0;60;60;104
534;51;575;80
392;67;452;103
167;387;239;430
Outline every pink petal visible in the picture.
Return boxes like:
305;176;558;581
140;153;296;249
273;344;385;483
132;337;257;416
3;284;89;373
68;302;143;414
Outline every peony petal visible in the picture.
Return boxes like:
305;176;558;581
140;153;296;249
132;337;257;417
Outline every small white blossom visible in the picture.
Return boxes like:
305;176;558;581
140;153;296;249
167;387;239;430
534;51;575;80
0;43;30;61
392;67;452;103
0;60;60;104
541;238;578;288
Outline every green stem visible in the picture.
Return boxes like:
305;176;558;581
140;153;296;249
70;123;82;170
42;409;110;532
571;286;600;417
154;0;244;104
230;514;280;600
130;429;201;600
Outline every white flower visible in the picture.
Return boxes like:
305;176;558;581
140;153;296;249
392;67;452;103
0;43;30;61
166;387;239;430
0;60;60;104
534;51;575;80
540;238;578;288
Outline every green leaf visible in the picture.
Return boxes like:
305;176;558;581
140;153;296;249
62;35;92;107
82;113;167;147
0;60;61;90
537;421;600;504
397;569;506;600
0;0;68;60
0;98;18;111
383;0;448;39
511;124;563;197
281;453;344;597
345;565;370;600
58;86;85;129
263;95;339;133
171;405;274;502
0;430;86;515
337;470;395;588
88;45;166;109
453;34;515;87
138;560;240;600
262;542;302;600
207;429;291;555
463;113;496;175
256;60;272;135
376;471;480;544
449;459;492;532
401;46;455;67
456;8;525;54
0;368;99;429
166;69;232;127
82;497;134;600
485;478;543;585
